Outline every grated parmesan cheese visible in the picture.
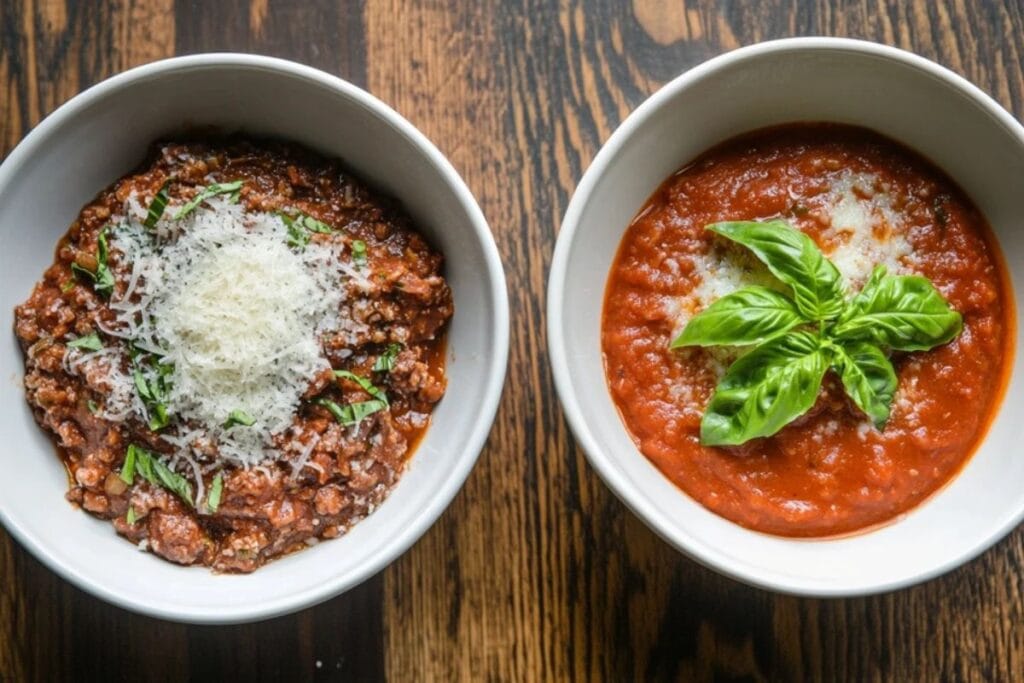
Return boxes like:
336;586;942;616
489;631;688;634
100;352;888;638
64;193;359;471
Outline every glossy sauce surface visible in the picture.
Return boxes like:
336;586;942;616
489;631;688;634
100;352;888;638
602;125;1013;537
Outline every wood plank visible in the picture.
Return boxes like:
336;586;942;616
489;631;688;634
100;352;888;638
370;0;1024;680
2;0;1024;680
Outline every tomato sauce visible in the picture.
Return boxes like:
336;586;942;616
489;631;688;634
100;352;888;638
602;124;1013;537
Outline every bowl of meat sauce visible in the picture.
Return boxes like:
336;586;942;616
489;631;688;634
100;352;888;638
0;55;508;622
549;38;1024;595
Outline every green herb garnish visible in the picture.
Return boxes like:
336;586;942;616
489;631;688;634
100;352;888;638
351;239;367;268
120;443;138;484
126;506;137;525
207;473;223;514
87;399;99;415
145;178;172;228
279;211;333;248
173;180;243;220
223;409;256;429
60;280;75;293
121;444;194;507
673;220;962;447
333;370;389;405
132;355;174;431
373;343;402;372
316;397;388;428
71;227;115;298
67;332;103;352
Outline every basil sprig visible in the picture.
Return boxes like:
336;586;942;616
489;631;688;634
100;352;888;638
71;227;115;298
173;180;243;220
674;220;962;446
120;444;194;507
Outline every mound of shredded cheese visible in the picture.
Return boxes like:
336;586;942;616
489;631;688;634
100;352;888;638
67;193;354;473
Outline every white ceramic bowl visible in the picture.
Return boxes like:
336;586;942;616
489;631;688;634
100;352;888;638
549;38;1024;596
0;54;508;622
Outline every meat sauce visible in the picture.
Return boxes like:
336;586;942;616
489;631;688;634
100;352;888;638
602;124;1013;537
15;139;452;571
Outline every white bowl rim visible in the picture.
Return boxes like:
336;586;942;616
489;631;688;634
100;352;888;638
0;53;510;622
548;36;1024;597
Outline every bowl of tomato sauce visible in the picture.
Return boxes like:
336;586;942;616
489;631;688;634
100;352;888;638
548;37;1024;596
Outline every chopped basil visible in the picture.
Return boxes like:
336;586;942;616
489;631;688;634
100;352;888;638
279;211;333;249
316;397;387;428
132;355;173;431
333;370;388;405
675;220;961;446
207;473;224;513
373;343;402;372
173;180;244;220
60;280;75;293
223;409;256;429
72;227;115;298
67;332;103;352
352;239;367;268
126;506;137;525
120;444;138;484
122;444;194;507
87;399;99;415
144;179;172;228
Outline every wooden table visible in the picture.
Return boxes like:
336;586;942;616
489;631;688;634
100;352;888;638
3;1;1024;680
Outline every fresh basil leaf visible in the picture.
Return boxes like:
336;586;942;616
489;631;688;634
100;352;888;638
333;370;389;405
94;228;115;298
207;473;224;513
60;280;75;293
373;343;402;372
352;240;367;268
152;457;194;507
831;265;962;351
124;445;193;506
297;213;332;234
671;286;806;348
86;399;99;415
145;179;172;228
317;397;388;427
279;212;311;248
174;180;244;220
148;404;170;431
72;228;115;298
67;332;103;352
120;444;138;484
700;330;828;446
126;506;137;525
829;341;897;429
223;409;256;429
708;220;845;320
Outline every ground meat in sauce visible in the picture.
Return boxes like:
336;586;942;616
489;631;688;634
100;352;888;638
602;124;1012;537
15;138;453;572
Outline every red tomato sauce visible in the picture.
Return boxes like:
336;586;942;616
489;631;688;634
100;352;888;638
602;124;1014;537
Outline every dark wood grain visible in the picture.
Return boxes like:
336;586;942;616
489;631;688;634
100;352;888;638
3;1;1024;680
